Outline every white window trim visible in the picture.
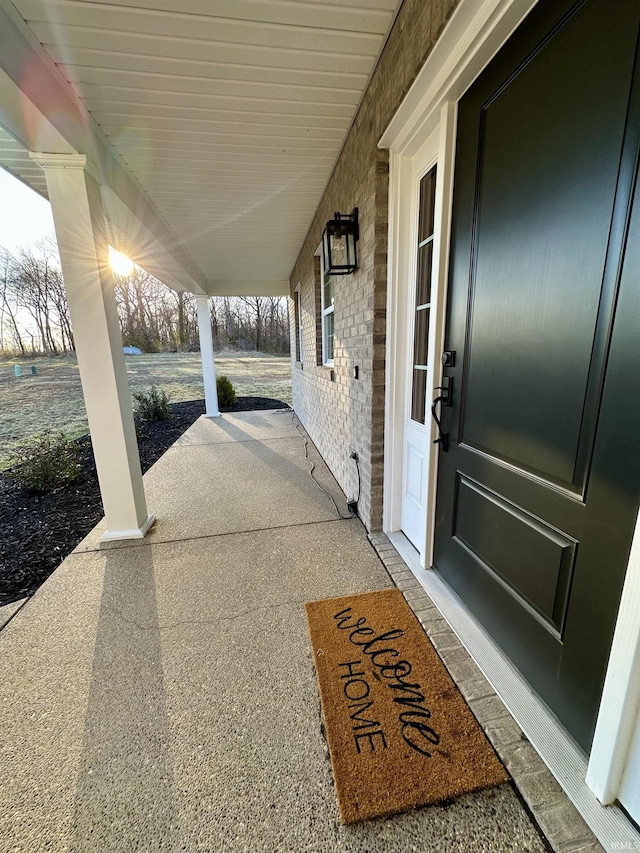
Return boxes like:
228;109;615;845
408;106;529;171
294;283;303;364
320;251;334;367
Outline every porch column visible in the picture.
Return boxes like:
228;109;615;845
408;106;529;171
196;294;220;418
30;152;154;541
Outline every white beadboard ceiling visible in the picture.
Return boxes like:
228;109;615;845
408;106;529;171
1;0;401;291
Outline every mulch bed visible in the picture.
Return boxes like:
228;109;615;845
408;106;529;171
0;397;290;607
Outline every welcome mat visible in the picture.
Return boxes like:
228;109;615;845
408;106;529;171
306;588;509;823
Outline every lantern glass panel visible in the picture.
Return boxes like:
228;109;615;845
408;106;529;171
345;231;356;269
331;231;347;268
322;229;331;273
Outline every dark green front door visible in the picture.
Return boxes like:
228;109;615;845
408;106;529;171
434;0;640;751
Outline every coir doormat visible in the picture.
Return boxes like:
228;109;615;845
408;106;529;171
306;588;508;823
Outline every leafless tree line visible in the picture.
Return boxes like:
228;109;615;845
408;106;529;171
0;243;290;356
0;242;73;354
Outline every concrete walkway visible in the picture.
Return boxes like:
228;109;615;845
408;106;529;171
1;411;550;852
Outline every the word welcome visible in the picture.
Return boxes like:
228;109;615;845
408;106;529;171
333;606;441;757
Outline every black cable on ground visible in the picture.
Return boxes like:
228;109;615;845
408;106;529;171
275;409;357;521
349;452;361;512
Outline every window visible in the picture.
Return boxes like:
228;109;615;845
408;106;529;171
294;284;304;363
411;166;437;424
320;253;335;365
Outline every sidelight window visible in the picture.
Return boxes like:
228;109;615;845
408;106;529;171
410;166;437;424
294;284;303;363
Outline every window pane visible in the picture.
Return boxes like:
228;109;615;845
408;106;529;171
325;311;334;362
323;274;334;309
416;241;434;306
296;292;303;362
418;167;437;244
410;165;437;424
411;368;428;424
413;307;430;369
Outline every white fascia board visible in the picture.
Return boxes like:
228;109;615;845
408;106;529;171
0;0;206;294
205;280;290;297
378;0;539;156
0;67;74;157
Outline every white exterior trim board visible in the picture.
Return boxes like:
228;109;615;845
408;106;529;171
587;509;640;806
379;0;540;156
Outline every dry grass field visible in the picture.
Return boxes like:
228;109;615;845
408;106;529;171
0;350;292;468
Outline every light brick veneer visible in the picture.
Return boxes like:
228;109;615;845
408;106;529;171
289;0;461;531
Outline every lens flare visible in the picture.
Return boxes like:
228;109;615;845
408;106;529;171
109;248;134;276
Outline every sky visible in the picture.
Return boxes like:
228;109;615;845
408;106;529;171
0;168;131;275
0;167;56;255
0;168;132;339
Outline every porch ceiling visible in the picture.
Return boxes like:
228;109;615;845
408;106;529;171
0;0;400;294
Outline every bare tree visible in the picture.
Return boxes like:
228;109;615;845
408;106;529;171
0;250;25;354
3;243;74;354
0;244;290;356
10;247;57;352
237;296;264;351
114;266;163;351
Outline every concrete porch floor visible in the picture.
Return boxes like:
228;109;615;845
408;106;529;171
0;411;590;852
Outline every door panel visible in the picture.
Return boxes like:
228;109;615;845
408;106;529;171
452;474;576;633
460;0;638;490
434;0;640;751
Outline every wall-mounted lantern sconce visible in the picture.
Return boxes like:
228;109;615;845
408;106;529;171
322;208;359;275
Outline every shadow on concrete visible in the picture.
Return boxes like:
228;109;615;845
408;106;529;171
208;414;347;510
70;547;177;852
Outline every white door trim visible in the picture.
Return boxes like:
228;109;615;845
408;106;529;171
587;508;640;806
379;0;541;156
382;0;541;556
383;149;415;538
421;103;457;568
380;0;640;825
384;107;457;567
389;127;440;563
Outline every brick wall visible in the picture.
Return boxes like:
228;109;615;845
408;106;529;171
289;0;460;531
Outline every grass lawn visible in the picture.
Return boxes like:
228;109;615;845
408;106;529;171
0;350;292;469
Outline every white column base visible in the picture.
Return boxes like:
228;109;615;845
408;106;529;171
100;514;156;543
205;412;222;419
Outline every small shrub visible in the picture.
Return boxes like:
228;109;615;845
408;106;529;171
7;429;81;493
132;385;171;421
216;374;237;407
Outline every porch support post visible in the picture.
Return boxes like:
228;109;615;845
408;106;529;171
30;152;154;541
196;294;220;418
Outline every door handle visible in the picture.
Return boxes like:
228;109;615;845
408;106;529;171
431;376;453;452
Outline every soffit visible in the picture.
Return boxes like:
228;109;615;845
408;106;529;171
0;126;49;196
6;0;400;286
